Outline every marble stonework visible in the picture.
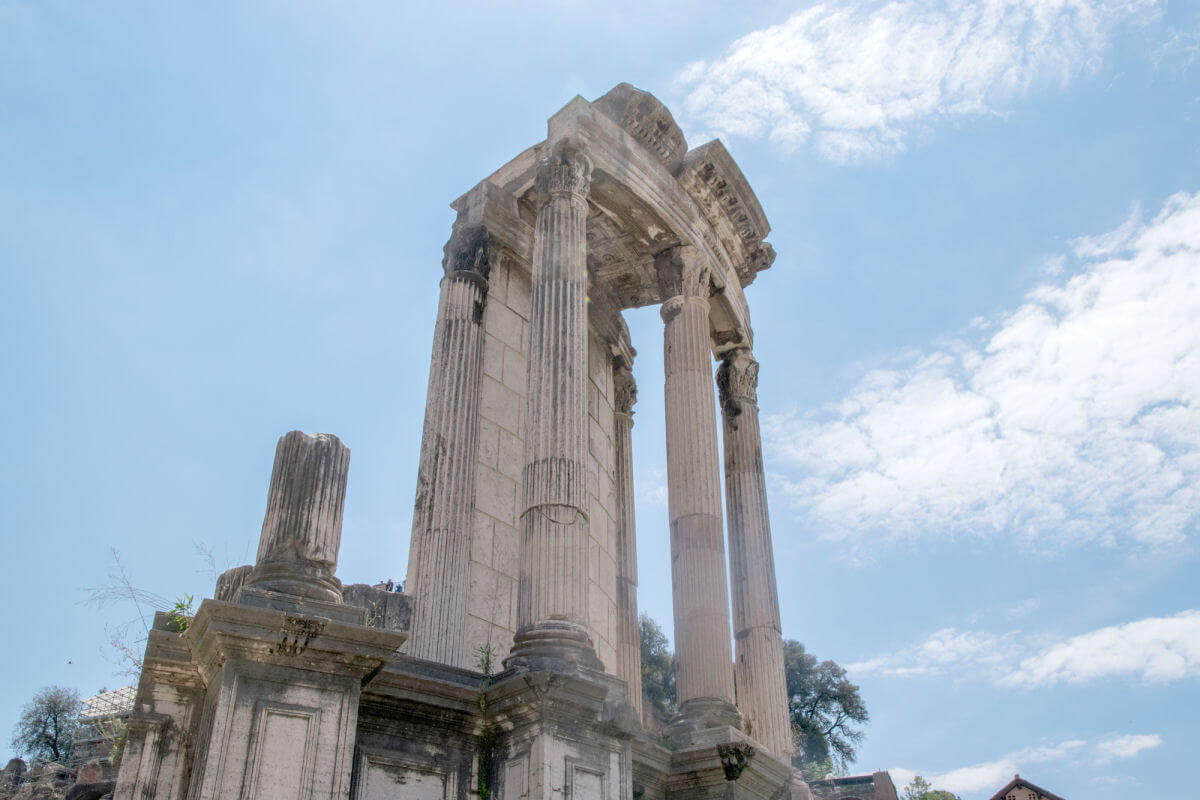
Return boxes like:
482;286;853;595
114;85;805;800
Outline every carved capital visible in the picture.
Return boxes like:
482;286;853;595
613;362;637;417
538;141;592;202
716;743;755;782
442;223;495;288
717;348;758;417
654;244;711;301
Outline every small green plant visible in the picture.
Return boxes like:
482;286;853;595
476;644;495;685
169;594;195;633
364;601;381;629
474;642;498;800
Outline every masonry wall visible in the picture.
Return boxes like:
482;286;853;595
585;328;620;672
462;253;622;672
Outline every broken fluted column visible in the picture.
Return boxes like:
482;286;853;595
719;348;793;759
404;225;492;668
247;430;350;603
613;361;643;715
656;245;740;729
508;141;601;669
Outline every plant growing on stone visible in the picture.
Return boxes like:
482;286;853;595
474;643;498;800
169;594;195;633
83;548;210;675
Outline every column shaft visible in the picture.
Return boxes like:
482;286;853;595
405;229;491;668
508;144;599;668
613;364;642;715
720;349;793;758
656;245;739;727
249;430;350;603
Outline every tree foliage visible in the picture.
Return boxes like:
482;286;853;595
784;640;869;773
635;620;868;776
11;686;82;764
902;775;961;800
639;614;676;717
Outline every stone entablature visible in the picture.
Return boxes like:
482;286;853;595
450;83;770;353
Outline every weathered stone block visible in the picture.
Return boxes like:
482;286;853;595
484;301;525;351
502;344;527;394
477;416;500;468
479;375;521;435
474;464;517;525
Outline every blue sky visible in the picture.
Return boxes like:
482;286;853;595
2;1;1198;797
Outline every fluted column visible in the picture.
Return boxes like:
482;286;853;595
656;245;740;730
247;430;350;602
507;142;601;669
404;225;491;668
719;348;793;758
613;361;643;713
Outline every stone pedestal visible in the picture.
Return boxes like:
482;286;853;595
719;349;793;759
115;431;408;800
188;601;406;800
508;142;601;670
654;245;739;732
485;668;637;800
405;224;492;669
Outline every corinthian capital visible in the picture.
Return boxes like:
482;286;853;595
654;244;711;302
442;223;494;286
613;361;637;417
538;141;592;202
717;348;759;417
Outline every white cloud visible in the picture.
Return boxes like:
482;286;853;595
1096;733;1163;760
766;190;1200;554
848;628;1016;678
676;0;1159;161
1006;597;1041;619
1002;609;1200;686
850;610;1200;687
893;739;1086;794
894;735;1159;794
637;468;669;507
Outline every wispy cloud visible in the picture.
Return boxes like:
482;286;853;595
891;740;1085;794
1096;733;1163;761
848;628;1017;679
676;0;1159;161
766;190;1200;555
1002;610;1200;687
637;468;668;508
891;735;1158;794
850;610;1200;687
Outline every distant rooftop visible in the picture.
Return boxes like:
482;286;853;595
79;686;135;720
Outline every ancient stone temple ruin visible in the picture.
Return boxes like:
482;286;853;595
113;84;806;800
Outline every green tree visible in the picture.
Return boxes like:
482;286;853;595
784;640;869;773
639;614;676;717
902;776;961;800
11;686;82;764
